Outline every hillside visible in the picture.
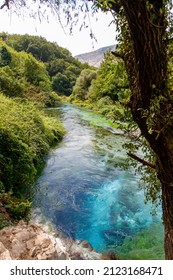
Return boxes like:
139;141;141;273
0;36;66;228
75;45;115;67
0;33;90;97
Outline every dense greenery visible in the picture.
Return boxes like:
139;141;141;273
116;224;164;260
0;93;65;224
71;68;97;101
0;33;90;96
0;93;65;194
0;35;69;227
70;51;130;121
0;39;59;106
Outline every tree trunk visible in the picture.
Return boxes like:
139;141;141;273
114;0;173;259
161;180;173;259
157;154;173;259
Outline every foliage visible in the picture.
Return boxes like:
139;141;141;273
0;192;32;221
0;65;24;97
0;93;65;197
71;51;129;121
0;45;11;66
71;68;97;101
0;33;91;96
116;224;164;260
0;40;60;105
89;52;129;102
52;72;72;95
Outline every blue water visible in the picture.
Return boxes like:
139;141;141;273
33;104;162;253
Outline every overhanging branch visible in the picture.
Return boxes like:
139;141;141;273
0;0;10;9
111;51;124;60
127;152;156;169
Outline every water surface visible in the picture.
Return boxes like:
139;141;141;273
33;104;163;258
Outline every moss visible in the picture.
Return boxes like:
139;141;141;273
115;224;164;260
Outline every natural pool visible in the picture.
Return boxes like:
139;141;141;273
33;104;164;259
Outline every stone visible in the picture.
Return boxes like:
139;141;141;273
0;221;101;260
79;240;93;251
0;242;11;260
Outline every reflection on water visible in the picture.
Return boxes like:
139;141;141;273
33;104;163;258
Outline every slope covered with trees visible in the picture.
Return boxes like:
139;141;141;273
0;33;90;96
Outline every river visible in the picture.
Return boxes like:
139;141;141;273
33;104;164;259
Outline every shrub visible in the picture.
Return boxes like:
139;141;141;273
0;93;65;197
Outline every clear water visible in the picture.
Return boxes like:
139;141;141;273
33;104;163;258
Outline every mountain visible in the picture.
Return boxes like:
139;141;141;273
75;45;115;67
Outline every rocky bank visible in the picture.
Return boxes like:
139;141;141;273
0;220;101;260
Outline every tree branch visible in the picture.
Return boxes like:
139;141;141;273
127;152;156;169
0;0;10;9
111;51;124;60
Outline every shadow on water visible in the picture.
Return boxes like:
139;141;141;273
33;104;164;259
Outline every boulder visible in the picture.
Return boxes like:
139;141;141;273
0;222;69;260
0;221;101;260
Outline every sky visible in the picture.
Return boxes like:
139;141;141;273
0;2;117;56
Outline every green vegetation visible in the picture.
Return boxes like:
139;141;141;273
0;93;65;194
116;224;164;260
0;34;73;227
71;68;97;101
0;40;57;105
0;33;91;96
70;51;130;122
0;93;65;225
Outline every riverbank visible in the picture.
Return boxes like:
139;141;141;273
0;104;165;260
0;219;102;260
0;94;65;229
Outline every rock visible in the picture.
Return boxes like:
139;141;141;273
0;242;12;260
79;240;93;251
0;221;101;260
0;222;68;260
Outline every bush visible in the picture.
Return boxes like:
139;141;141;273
0;93;65;197
0;66;24;97
0;192;31;222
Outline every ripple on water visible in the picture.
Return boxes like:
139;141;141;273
33;104;163;258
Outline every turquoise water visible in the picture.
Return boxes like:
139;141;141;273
34;104;163;257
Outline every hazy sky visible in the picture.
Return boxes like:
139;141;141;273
0;3;117;56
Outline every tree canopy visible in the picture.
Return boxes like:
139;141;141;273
0;33;90;96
